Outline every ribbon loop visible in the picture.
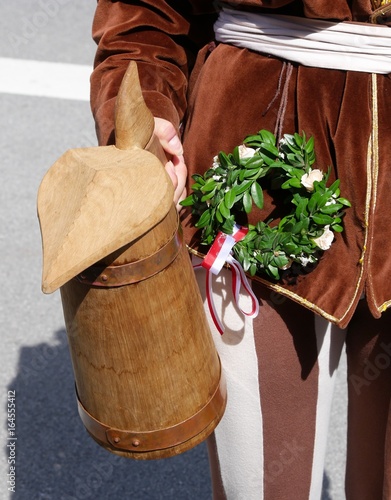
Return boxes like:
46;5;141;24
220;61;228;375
195;226;260;334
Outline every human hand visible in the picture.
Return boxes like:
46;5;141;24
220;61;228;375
153;117;187;210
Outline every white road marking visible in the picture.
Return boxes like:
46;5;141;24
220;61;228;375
0;57;91;101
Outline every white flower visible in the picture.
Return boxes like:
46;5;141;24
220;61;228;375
212;155;220;169
212;174;221;181
301;169;323;192
325;193;338;206
238;144;256;159
298;254;316;267
312;226;334;250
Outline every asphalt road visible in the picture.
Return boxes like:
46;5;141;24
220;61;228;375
0;2;347;499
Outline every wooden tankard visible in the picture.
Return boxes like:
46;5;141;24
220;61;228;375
37;62;226;459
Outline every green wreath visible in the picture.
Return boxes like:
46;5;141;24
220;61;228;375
181;129;351;281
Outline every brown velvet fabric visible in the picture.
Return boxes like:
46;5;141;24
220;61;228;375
91;0;218;143
252;282;320;499
91;0;391;329
345;302;391;499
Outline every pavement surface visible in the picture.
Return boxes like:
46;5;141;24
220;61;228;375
0;2;347;499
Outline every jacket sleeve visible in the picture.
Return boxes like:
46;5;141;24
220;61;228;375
91;0;216;145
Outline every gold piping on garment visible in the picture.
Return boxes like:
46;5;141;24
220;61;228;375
365;74;378;310
371;73;379;213
379;300;391;312
366;73;387;315
248;276;340;323
371;0;391;9
338;74;377;323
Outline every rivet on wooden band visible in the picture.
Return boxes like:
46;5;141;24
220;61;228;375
75;225;183;287
76;371;227;453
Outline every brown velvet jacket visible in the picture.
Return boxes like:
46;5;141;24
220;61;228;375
91;0;391;328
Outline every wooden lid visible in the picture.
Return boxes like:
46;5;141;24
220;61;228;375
38;146;173;293
37;62;173;293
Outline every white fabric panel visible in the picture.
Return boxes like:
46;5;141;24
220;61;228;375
309;316;346;499
194;259;264;500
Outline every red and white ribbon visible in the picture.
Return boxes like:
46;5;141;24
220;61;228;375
194;225;260;335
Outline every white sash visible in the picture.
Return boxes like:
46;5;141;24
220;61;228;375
214;8;391;74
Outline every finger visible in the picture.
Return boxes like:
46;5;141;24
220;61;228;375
175;187;188;212
154;117;183;156
164;160;179;190
172;154;187;194
164;155;188;210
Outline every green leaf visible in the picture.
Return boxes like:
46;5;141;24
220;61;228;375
242;230;257;242
218;151;231;168
273;254;289;269
235;179;253;195
338;197;352;207
232;146;240;165
284;242;299;254
316;192;331;209
328;179;340;194
221;217;235;234
227;169;240;186
243;191;252;213
244;134;263;144
307;191;321;213
191;173;206;185
201;178;217;192
203;234;215;245
260;142;279;158
251;182;264;209
260;153;278;166
259;129;277;145
219;200;231;218
195;210;211;228
224;189;236;209
180;194;196;207
290;167;307;179
292;220;305;234
293;132;303;147
267;264;280;280
243;254;251;272
282;177;302;189
320;203;344;214
201;188;217;202
312;214;334;225
295;198;309;218
241;168;262;179
304;135;315;153
215;208;223;223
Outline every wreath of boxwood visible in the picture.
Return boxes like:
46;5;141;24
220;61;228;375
180;129;351;281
